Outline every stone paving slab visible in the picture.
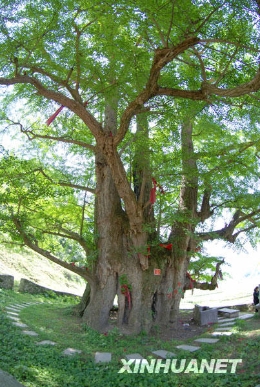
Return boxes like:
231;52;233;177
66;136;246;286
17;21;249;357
218;317;236;323
152;350;176;359
37;340;56;346
218;321;236;327
10;304;25;309
5;307;22;312
215;326;233;331
0;370;26;387
211;331;233;336
5;310;22;315
12;322;28;328
9;303;24;307
218;308;239;318
125;353;144;360
238;313;254;320
194;338;219;344
22;330;39;336
6;315;20;321
218;307;239;313
63;348;82;356
176;345;200;352
95;352;112;363
6;311;20;317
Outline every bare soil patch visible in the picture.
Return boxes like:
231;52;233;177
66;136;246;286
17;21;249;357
109;308;211;342
109;305;256;341
149;309;211;342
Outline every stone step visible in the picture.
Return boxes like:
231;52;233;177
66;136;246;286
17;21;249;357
238;313;254;320
218;321;236;327
10;304;26;309
218;317;236;323
95;352;112;363
151;350;176;359
0;369;26;387
215;326;233;331
6;315;20;321
12;322;28;328
211;331;233;336
194;338;219;344
5;307;22;312
125;353;144;360
176;345;200;352
6;311;20;317
37;340;56;346
62;348;82;356
218;308;239;318
22;330;39;336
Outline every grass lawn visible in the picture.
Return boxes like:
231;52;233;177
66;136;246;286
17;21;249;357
0;289;259;387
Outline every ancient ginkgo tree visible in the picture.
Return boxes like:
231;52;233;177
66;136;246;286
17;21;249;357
0;0;260;333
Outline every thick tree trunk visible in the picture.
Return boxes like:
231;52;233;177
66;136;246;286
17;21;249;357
81;114;199;335
81;147;125;331
82;103;131;332
83;275;117;331
74;282;91;316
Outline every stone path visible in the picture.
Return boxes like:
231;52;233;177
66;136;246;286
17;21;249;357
5;302;40;338
1;302;258;386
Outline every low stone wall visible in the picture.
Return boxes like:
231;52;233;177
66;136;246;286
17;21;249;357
18;278;78;297
0;274;14;290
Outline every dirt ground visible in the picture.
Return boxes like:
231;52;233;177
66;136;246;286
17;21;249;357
109;308;211;341
149;309;211;342
110;304;255;341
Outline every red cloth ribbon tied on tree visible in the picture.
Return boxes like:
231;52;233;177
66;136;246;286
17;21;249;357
121;284;131;309
149;177;165;205
159;243;173;250
146;246;151;257
46;101;88;126
150;179;157;204
186;272;195;289
46;105;64;126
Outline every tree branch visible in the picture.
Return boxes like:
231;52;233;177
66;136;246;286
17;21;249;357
204;67;260;97
19;125;96;152
165;2;175;47
184;259;224;291
29;66;81;102
38;168;96;194
197;188;214;223
157;66;260;100
12;216;92;282
0;74;104;139
114;36;200;145
42;227;91;255
80;192;87;237
198;209;260;243
179;119;198;215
